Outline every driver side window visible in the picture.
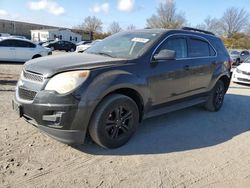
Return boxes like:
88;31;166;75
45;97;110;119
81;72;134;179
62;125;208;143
159;37;188;59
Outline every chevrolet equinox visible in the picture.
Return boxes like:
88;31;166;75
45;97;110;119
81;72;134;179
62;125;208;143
13;27;231;148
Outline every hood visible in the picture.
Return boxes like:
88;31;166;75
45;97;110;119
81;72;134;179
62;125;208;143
238;63;250;72
24;53;126;77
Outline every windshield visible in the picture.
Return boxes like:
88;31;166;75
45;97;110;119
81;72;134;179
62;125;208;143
86;31;161;59
230;51;240;55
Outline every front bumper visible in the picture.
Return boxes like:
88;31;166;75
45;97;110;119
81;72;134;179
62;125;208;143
13;88;91;144
232;72;250;84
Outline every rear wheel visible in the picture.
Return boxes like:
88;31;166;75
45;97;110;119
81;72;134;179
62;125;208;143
204;80;225;112
32;55;41;59
70;48;75;52
89;94;139;148
236;59;240;66
50;46;54;51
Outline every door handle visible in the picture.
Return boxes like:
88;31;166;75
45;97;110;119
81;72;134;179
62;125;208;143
10;47;15;50
184;65;190;70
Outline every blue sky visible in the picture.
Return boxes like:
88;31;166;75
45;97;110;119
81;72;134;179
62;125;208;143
0;0;250;31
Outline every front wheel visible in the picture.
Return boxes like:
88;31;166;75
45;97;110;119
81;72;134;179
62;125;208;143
204;80;225;112
89;94;139;148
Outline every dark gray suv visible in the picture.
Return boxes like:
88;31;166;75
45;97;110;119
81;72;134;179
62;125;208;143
13;27;231;148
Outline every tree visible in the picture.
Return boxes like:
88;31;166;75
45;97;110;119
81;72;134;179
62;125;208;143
76;16;103;33
146;0;186;29
196;16;223;36
127;24;136;30
221;7;249;38
222;33;250;49
246;24;250;36
108;21;122;34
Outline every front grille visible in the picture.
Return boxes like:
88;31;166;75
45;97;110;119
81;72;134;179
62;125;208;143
238;78;250;82
242;71;250;76
23;71;43;82
18;87;37;101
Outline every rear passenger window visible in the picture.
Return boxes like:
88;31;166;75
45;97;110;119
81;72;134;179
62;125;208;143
188;38;210;57
14;41;36;48
160;37;188;59
0;40;13;47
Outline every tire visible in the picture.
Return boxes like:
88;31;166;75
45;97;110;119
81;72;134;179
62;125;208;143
204;80;225;112
50;46;55;51
70;48;75;52
89;94;139;148
236;59;240;66
32;55;41;59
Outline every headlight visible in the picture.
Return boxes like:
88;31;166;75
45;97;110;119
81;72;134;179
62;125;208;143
236;68;242;74
45;70;90;94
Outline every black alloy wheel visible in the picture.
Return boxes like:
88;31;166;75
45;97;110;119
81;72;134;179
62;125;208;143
204;80;225;112
89;94;139;148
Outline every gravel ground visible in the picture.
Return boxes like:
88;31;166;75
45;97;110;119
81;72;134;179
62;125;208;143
0;59;250;188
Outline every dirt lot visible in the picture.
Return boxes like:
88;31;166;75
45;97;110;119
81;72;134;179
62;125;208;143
0;60;250;188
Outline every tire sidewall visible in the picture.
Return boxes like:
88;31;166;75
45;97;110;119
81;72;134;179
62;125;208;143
212;80;225;111
89;94;139;148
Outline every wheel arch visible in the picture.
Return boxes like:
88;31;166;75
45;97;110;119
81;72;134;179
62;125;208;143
106;87;144;122
219;75;230;92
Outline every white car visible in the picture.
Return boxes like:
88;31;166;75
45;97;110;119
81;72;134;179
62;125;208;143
76;39;102;53
232;57;250;84
0;38;52;62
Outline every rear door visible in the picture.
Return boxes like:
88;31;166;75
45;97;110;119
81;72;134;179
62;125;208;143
0;39;16;61
14;40;37;61
187;36;217;94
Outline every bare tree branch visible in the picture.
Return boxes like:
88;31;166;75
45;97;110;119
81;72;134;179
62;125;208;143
221;8;249;37
75;16;103;33
196;16;223;36
126;24;136;31
108;22;122;34
146;0;186;29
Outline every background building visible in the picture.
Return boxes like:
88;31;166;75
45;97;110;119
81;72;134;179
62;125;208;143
31;29;82;43
0;19;90;41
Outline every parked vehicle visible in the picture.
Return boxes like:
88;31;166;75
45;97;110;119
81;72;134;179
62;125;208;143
0;33;11;37
43;40;76;52
0;38;52;62
38;40;55;46
229;50;240;65
76;40;92;46
76;39;102;53
235;50;250;65
232;57;250;84
13;27;231;148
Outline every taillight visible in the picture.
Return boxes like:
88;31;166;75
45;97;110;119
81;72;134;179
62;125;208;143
229;58;233;68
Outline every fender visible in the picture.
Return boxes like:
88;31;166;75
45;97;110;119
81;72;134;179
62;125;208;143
84;69;150;106
208;60;231;91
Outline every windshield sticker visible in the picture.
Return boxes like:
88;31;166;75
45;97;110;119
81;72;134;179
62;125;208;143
132;38;150;43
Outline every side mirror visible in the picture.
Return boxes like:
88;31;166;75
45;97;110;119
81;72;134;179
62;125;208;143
153;49;176;61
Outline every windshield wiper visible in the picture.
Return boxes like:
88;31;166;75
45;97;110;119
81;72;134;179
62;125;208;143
95;52;115;58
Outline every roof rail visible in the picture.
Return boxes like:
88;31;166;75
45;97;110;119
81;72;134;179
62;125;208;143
182;27;215;36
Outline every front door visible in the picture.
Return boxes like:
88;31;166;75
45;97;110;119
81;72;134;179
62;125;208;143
0;39;16;61
148;36;191;106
